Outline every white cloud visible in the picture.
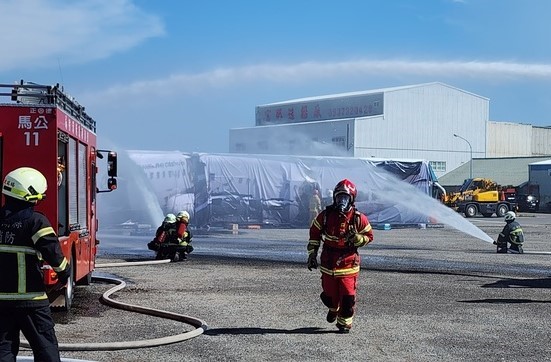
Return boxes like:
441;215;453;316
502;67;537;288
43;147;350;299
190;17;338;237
95;58;551;101
0;0;164;71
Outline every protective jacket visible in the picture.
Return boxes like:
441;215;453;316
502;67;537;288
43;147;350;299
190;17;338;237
175;221;192;246
308;205;373;277
155;222;177;243
0;204;68;307
498;220;524;246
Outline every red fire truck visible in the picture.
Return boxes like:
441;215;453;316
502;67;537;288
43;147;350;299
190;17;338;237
0;80;118;311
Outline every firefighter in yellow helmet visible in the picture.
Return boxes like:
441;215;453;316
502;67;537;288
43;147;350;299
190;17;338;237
0;167;71;361
307;179;374;333
174;210;193;260
149;213;179;260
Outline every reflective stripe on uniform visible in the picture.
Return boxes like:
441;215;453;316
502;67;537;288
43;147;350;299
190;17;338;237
18;253;26;293
308;239;320;248
0;245;44;300
320;265;360;276
312;218;322;230
53;257;68;272
357;223;372;234
337;315;353;326
0;245;37;254
32;226;55;244
321;234;341;242
0;292;48;300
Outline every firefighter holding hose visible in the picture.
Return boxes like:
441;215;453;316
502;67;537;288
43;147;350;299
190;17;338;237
307;179;374;333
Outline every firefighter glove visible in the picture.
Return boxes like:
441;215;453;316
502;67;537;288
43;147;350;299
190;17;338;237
348;233;367;247
307;253;318;271
56;263;72;286
493;240;497;245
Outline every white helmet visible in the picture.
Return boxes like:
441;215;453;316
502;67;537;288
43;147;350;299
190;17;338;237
176;211;190;222
2;167;47;203
504;211;516;221
163;213;176;224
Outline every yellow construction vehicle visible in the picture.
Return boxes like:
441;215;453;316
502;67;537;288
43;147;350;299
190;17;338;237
443;178;517;218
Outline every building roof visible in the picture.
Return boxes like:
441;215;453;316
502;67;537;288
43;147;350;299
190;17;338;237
438;156;551;187
258;82;488;107
529;159;551;165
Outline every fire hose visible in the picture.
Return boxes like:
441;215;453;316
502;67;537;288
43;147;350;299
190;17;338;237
22;259;208;351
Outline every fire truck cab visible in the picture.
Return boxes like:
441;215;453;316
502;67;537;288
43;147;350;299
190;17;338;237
0;80;118;310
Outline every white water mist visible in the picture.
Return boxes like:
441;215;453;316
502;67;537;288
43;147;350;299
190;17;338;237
368;164;494;243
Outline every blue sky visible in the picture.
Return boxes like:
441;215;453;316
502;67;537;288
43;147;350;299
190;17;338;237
1;0;550;153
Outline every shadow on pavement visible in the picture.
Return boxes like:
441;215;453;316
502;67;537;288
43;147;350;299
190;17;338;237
458;298;551;304
481;276;551;289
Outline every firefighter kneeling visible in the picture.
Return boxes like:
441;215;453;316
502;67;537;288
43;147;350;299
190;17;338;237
494;211;524;254
307;179;374;333
147;211;193;262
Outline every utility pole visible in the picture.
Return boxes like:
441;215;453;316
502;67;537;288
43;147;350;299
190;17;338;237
454;133;473;178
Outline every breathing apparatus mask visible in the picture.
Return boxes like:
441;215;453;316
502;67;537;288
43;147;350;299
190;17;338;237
334;193;351;213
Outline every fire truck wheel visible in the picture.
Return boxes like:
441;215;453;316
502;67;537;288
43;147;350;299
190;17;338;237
64;268;74;310
51;256;75;312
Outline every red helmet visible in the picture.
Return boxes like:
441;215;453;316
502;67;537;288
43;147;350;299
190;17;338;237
333;179;357;204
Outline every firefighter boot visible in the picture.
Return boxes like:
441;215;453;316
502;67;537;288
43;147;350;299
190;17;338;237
336;323;351;334
320;292;337;323
336;295;355;333
508;244;524;254
326;309;338;323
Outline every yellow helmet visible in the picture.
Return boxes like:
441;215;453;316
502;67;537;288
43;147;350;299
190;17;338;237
177;211;190;222
2;167;47;203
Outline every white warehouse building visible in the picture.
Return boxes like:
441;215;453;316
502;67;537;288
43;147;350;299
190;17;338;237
229;82;551;178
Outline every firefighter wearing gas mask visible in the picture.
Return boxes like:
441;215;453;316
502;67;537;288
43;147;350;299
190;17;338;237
307;179;374;333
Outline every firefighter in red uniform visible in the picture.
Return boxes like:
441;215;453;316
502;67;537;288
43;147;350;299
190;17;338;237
148;213;177;253
0;167;71;362
307;179;374;333
174;211;193;260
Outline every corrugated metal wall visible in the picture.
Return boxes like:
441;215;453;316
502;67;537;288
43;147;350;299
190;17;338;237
354;83;489;176
487;121;532;157
531;126;551;155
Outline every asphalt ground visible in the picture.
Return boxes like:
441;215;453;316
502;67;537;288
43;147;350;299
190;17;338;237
18;214;551;362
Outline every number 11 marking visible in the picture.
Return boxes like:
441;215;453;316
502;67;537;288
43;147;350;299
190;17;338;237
24;131;39;146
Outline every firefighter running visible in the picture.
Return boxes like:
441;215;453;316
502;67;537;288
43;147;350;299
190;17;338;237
0;167;71;362
307;179;374;333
